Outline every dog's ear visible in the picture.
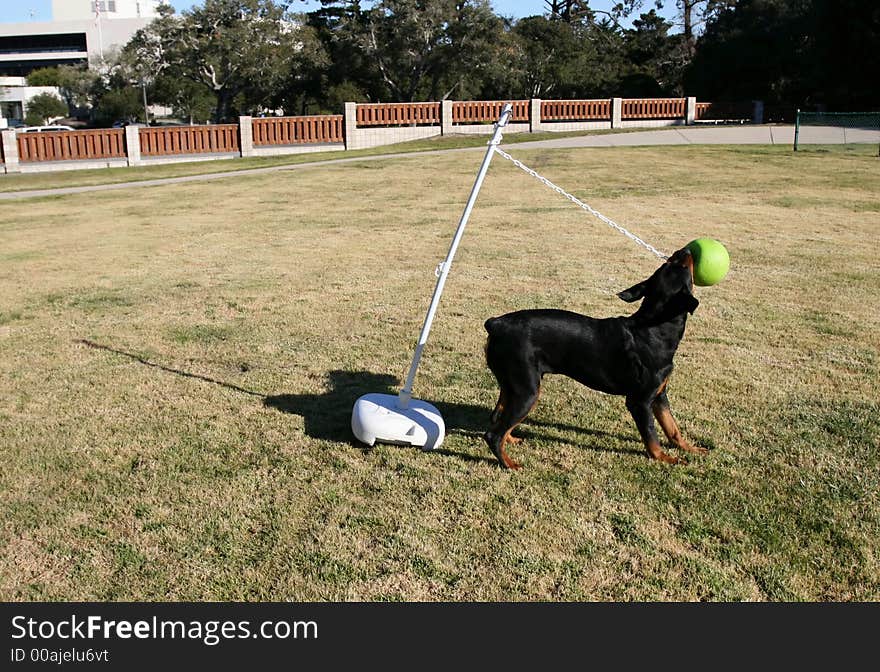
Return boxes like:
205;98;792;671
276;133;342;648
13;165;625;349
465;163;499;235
673;290;699;315
617;281;647;303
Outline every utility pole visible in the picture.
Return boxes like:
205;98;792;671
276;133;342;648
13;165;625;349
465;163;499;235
141;79;149;125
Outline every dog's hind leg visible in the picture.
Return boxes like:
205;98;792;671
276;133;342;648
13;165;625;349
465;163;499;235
484;381;540;470
489;393;521;444
626;394;684;465
490;388;506;426
652;390;708;455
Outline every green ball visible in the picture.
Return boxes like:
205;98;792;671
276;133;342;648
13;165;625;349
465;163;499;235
686;237;730;286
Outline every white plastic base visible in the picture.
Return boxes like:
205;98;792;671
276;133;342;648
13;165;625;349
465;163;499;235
351;393;445;451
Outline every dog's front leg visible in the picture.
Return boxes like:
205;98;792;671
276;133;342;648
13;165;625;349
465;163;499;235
651;390;707;455
626;395;685;465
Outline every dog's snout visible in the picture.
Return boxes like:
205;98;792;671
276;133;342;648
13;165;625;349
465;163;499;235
667;247;693;268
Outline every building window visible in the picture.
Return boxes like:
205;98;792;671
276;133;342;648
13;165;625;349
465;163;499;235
2;101;24;122
95;1;117;12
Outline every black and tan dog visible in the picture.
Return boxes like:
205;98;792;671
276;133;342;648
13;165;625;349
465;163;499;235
483;246;707;469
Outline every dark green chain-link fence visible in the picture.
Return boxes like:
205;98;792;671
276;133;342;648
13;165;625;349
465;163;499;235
794;111;880;154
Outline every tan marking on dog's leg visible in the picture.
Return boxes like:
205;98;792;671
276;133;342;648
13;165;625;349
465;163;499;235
496;386;541;470
645;439;685;465
656;377;669;397
497;430;522;470
490;389;507;425
652;404;708;455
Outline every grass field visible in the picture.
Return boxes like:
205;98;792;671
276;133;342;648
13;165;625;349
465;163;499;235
1;143;878;601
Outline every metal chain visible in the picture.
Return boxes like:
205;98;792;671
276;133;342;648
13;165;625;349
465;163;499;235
492;146;669;260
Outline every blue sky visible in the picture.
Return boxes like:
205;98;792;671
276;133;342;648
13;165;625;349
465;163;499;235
3;1;675;27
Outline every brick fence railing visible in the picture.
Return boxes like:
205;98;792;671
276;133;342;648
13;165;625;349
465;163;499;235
1;97;762;174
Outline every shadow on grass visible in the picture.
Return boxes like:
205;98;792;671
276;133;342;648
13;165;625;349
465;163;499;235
264;370;397;444
76;339;263;397
264;370;497;465
264;371;641;459
77;340;640;460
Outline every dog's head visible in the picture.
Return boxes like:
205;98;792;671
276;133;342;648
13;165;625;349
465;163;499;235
617;247;699;318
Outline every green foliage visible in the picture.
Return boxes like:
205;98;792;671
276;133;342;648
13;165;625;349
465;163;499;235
94;88;144;126
685;0;880;110
153;75;215;124
349;0;505;102
510;17;599;98
22;63;100;118
128;0;327;122
26;67;62;87
24;93;68;126
76;0;875;122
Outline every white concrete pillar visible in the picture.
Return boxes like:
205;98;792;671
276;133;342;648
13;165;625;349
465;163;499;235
686;96;697;125
611;98;623;128
239;115;254;157
2;129;20;173
441;99;453;135
125;125;142;166
343;102;358;150
530;98;542;132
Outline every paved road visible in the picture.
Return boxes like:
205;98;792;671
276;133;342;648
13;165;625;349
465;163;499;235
2;124;875;201
516;123;797;149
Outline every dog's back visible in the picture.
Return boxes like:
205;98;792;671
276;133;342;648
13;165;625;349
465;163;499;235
485;309;643;396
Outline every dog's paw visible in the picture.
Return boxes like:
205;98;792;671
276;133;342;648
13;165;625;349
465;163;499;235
680;442;709;455
652;449;686;465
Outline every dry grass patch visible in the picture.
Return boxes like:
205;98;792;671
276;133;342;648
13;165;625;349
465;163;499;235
1;144;878;601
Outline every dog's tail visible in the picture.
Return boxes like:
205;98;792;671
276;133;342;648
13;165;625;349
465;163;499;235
483;317;498;362
484;316;508;368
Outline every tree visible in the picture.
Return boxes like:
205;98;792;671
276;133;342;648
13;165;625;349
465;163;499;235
509;16;595;98
353;0;504;102
623;9;684;95
93;88;144;125
26;67;63;87
686;0;880;111
544;0;582;21
306;1;380;108
24;92;68;125
132;0;323;122
546;1;659;26
153;73;216;123
264;10;329;114
49;65;101;111
671;0;735;56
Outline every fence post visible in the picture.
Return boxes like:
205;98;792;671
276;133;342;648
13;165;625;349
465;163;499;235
1;130;20;173
685;96;696;125
611;97;622;128
124;126;142;167
343;102;358;151
530;98;542;133
239;115;254;157
752;100;764;124
441;99;453;135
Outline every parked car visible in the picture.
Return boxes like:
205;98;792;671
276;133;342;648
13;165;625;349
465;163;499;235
17;125;75;133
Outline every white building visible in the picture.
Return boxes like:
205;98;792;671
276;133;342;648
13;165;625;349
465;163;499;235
53;1;164;22
0;1;165;124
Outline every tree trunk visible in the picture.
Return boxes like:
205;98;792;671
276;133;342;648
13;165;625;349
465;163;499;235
213;90;232;124
682;0;698;58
